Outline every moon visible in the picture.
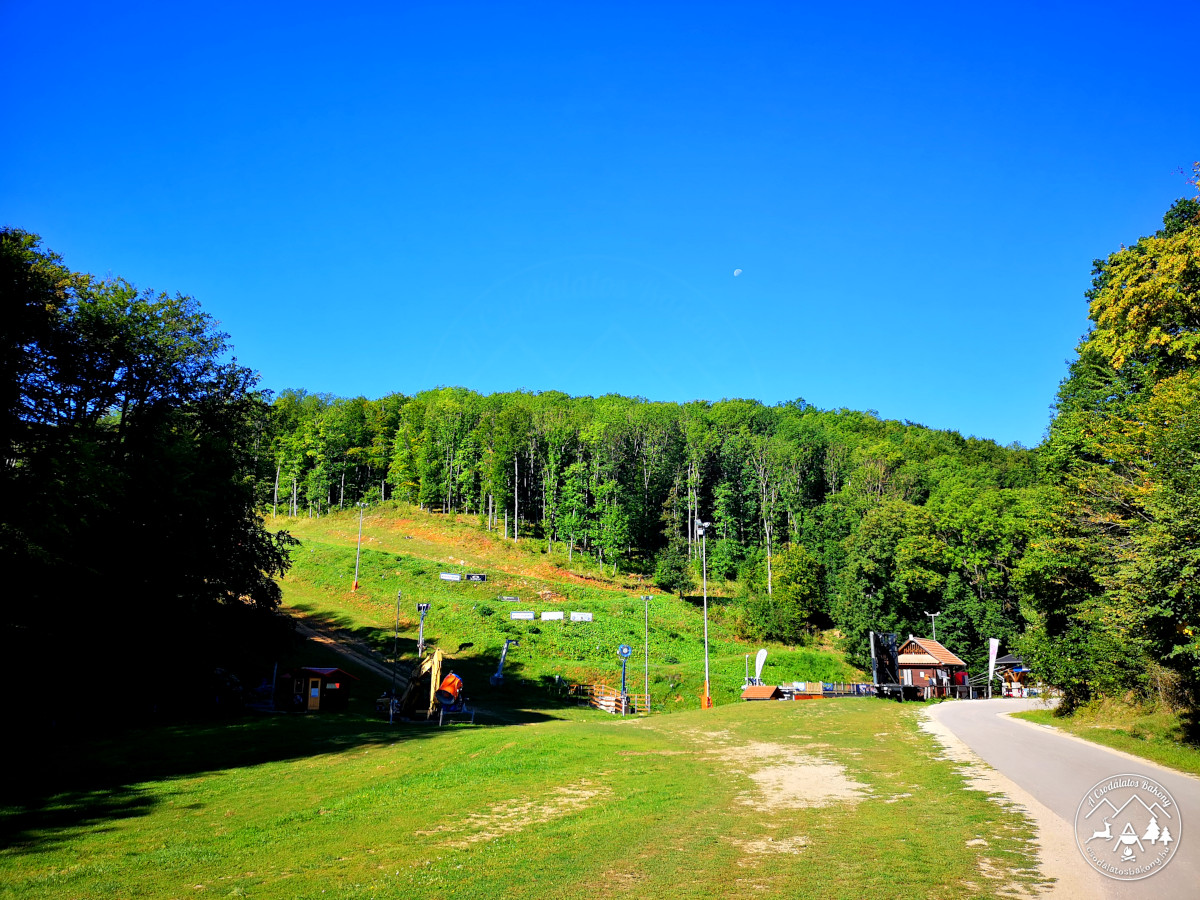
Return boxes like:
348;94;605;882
733;268;742;277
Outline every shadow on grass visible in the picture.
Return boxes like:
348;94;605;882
679;592;738;609
0;629;570;855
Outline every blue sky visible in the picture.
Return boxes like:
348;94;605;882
4;2;1197;447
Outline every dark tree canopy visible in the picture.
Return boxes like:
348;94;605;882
1;229;295;723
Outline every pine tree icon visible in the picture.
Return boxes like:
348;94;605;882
1160;827;1173;849
1143;816;1161;844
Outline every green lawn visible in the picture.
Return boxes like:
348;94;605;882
2;700;1044;899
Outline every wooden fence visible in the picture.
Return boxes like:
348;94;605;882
568;682;649;715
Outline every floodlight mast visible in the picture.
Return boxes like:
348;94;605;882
924;611;940;641
697;519;713;709
352;502;365;591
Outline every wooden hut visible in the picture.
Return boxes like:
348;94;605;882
279;666;358;712
896;637;969;698
995;653;1032;697
741;684;783;701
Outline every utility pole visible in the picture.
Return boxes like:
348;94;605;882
697;519;713;709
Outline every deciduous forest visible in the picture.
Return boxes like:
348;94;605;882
2;169;1198;723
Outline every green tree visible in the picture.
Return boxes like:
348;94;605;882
2;229;296;723
1030;179;1200;709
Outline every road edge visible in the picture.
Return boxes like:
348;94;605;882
922;705;1108;898
1002;712;1200;784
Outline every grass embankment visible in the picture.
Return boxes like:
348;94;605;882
1;700;1044;899
276;504;861;711
1013;702;1200;777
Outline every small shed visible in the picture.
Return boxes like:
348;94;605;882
279;666;358;712
897;637;968;697
995;653;1032;696
741;684;783;701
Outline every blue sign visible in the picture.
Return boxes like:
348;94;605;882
618;644;632;659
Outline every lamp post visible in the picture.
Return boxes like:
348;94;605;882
641;595;652;710
389;590;401;724
924;611;940;641
352;502;365;591
697;519;713;709
416;602;431;656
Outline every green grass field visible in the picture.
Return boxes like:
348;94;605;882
1;700;1044;899
0;505;1050;898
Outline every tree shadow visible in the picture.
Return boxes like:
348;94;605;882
0;626;568;854
680;592;737;608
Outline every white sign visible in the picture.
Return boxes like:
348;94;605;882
510;611;535;620
499;596;519;602
540;611;564;621
439;572;462;582
569;612;593;622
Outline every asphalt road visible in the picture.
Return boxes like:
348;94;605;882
929;699;1198;899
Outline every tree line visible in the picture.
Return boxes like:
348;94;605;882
266;385;1040;674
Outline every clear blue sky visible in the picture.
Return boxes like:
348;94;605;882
4;2;1197;447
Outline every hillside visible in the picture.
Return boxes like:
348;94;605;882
275;503;862;713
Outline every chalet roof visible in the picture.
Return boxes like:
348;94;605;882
300;667;360;680
898;652;939;666
897;637;966;667
741;685;783;701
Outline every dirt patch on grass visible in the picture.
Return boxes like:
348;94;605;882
727;834;809;857
689;737;869;811
415;780;607;848
740;758;867;809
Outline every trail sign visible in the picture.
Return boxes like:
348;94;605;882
511;611;535;620
499;595;519;602
541;611;564;621
439;572;462;582
569;612;593;622
466;573;486;582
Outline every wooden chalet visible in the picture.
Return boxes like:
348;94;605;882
897;637;969;698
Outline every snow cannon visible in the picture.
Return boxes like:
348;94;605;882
435;672;463;706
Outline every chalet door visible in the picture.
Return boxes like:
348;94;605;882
307;677;321;711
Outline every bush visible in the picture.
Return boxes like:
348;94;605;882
654;545;694;597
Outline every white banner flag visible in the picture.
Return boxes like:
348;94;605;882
987;638;1000;696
